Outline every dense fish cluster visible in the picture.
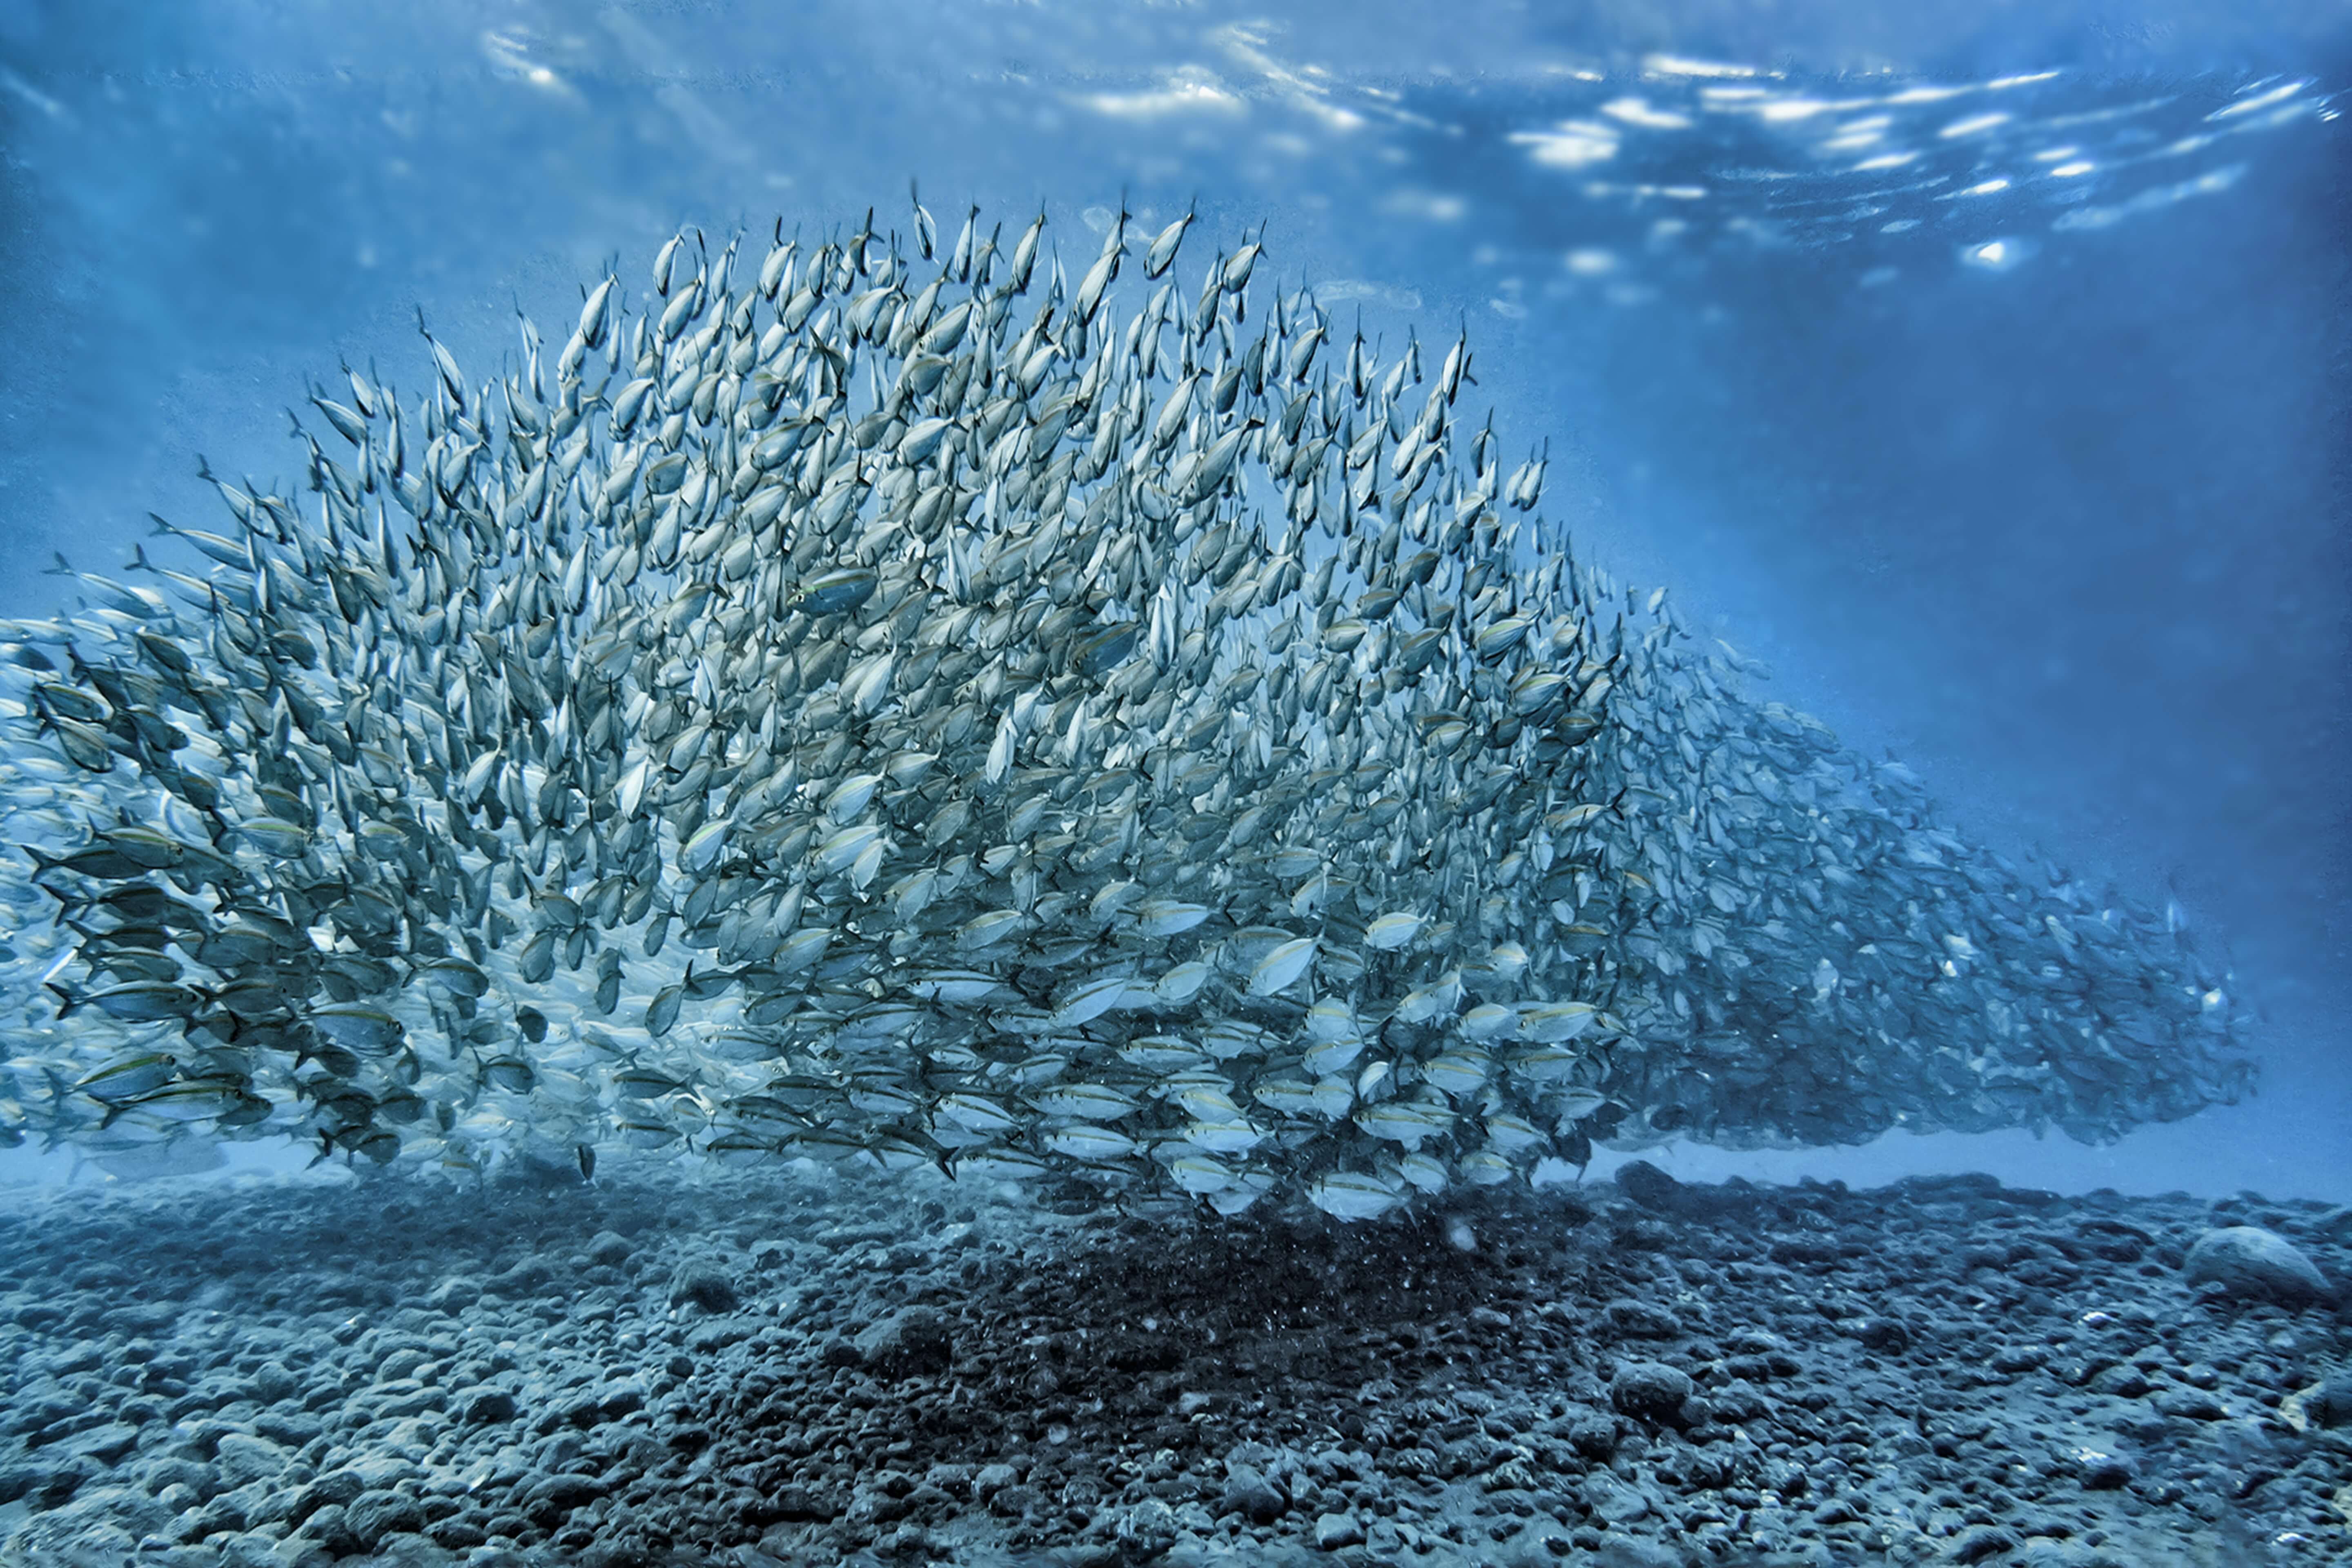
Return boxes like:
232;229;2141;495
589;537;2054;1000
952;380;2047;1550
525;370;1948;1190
0;198;2252;1217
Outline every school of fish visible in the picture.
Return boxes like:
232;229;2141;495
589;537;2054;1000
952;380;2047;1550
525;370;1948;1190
0;196;2254;1218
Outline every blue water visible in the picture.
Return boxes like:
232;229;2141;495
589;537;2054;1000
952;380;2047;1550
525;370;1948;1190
0;0;2343;1201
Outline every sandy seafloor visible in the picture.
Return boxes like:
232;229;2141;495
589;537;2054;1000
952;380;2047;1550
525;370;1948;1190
0;1158;2347;1568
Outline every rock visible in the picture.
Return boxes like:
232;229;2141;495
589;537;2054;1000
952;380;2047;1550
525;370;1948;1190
596;1378;648;1418
1216;1465;1287;1524
486;1256;555;1295
2078;1451;2134;1490
0;1483;167;1562
1952;1525;2021;1564
585;1230;633;1267
376;1345;432;1382
1582;1474;1651;1523
971;1463;1019;1501
458;1385;519;1424
2153;1388;2227;1421
762;1483;835;1522
1613;1159;1683;1212
138;1454;213;1497
288;1466;368;1525
1564;1413;1619;1459
986;1483;1038;1518
1851;1316;1911;1352
1314;1511;1365;1549
2092;1364;2152;1399
248;1360;299;1402
251;1410;323;1449
1608;1362;1694;1422
1602;1299;1679;1338
2183;1226;2330;1303
1988;1344;2048;1375
687;1319;755;1352
210;1432;290;1490
522;1470;610;1523
1578;1537;1683;1568
667;1258;739;1313
188;1494;250;1537
63;1421;142;1464
428;1514;490;1550
222;1480;289;1528
855;1306;955;1376
214;1531;288;1568
2309;1369;2352;1430
296;1501;359;1556
335;1452;417;1492
1114;1498;1179;1557
424;1276;480;1312
342;1488;426;1548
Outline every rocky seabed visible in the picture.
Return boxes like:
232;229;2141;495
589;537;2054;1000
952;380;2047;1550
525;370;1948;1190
2;1163;2348;1567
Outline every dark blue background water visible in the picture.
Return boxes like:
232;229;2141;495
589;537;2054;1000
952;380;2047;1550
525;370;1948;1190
0;0;2343;1198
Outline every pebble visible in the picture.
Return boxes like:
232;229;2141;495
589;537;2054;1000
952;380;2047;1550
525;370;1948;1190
1952;1524;2022;1563
289;1467;367;1525
1313;1510;1364;1548
666;1258;739;1313
2182;1225;2330;1302
1217;1464;1287;1524
854;1306;955;1377
424;1277;480;1312
457;1386;518;1424
2309;1369;2352;1429
584;1231;633;1268
341;1487;426;1546
210;1432;289;1489
1608;1361;1694;1422
2152;1388;2227;1421
521;1471;608;1522
1613;1160;1684;1213
1602;1298;1680;1338
62;1422;141;1464
2077;1451;2134;1490
1583;1474;1653;1523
